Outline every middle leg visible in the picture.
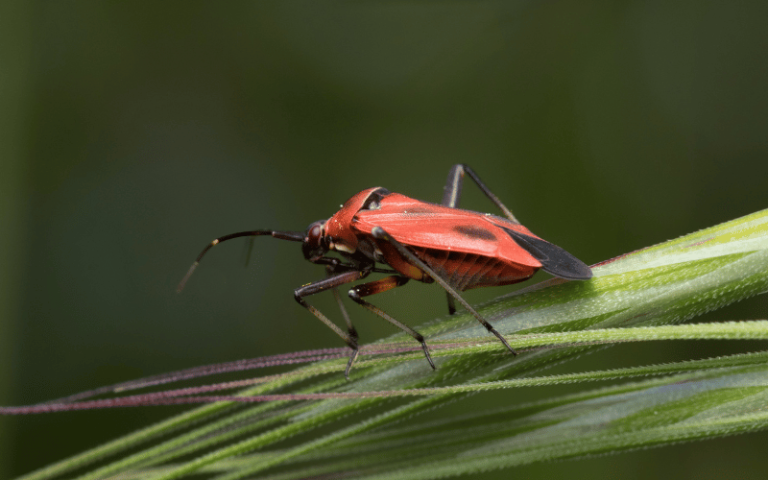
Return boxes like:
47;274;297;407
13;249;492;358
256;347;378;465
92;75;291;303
347;275;436;370
371;226;517;356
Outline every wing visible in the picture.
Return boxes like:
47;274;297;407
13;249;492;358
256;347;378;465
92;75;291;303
352;193;543;268
500;226;593;280
353;192;592;280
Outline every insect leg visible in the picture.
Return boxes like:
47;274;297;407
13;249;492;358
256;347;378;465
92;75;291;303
294;270;369;379
442;164;519;224
371;226;517;356
441;164;517;315
445;295;457;316
314;257;398;275
326;265;358;345
347;276;436;370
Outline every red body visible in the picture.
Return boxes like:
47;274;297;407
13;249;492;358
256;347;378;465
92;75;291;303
178;164;590;378
324;187;546;291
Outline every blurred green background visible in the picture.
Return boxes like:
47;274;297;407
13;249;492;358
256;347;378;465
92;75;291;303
2;1;768;478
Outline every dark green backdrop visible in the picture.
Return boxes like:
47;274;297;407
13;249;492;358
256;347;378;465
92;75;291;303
2;2;768;478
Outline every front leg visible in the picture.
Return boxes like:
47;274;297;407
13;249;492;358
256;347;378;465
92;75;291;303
325;264;358;346
294;269;370;379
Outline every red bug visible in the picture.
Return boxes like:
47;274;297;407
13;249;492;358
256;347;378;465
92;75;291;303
178;164;592;378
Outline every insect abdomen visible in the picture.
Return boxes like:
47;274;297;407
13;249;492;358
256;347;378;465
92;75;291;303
411;247;538;291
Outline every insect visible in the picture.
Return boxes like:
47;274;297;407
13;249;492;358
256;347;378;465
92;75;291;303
178;164;592;378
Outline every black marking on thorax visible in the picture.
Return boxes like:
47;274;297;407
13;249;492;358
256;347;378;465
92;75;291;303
361;188;391;211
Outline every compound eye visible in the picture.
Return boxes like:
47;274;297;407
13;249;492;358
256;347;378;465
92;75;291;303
303;220;327;261
307;223;323;245
304;222;324;250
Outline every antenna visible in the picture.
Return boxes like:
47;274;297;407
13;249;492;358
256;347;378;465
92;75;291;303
177;230;304;293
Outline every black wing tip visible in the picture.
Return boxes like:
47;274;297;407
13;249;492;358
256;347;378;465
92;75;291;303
503;228;593;281
541;262;593;281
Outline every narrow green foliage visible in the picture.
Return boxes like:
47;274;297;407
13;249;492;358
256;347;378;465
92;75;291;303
16;208;768;480
274;366;768;480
